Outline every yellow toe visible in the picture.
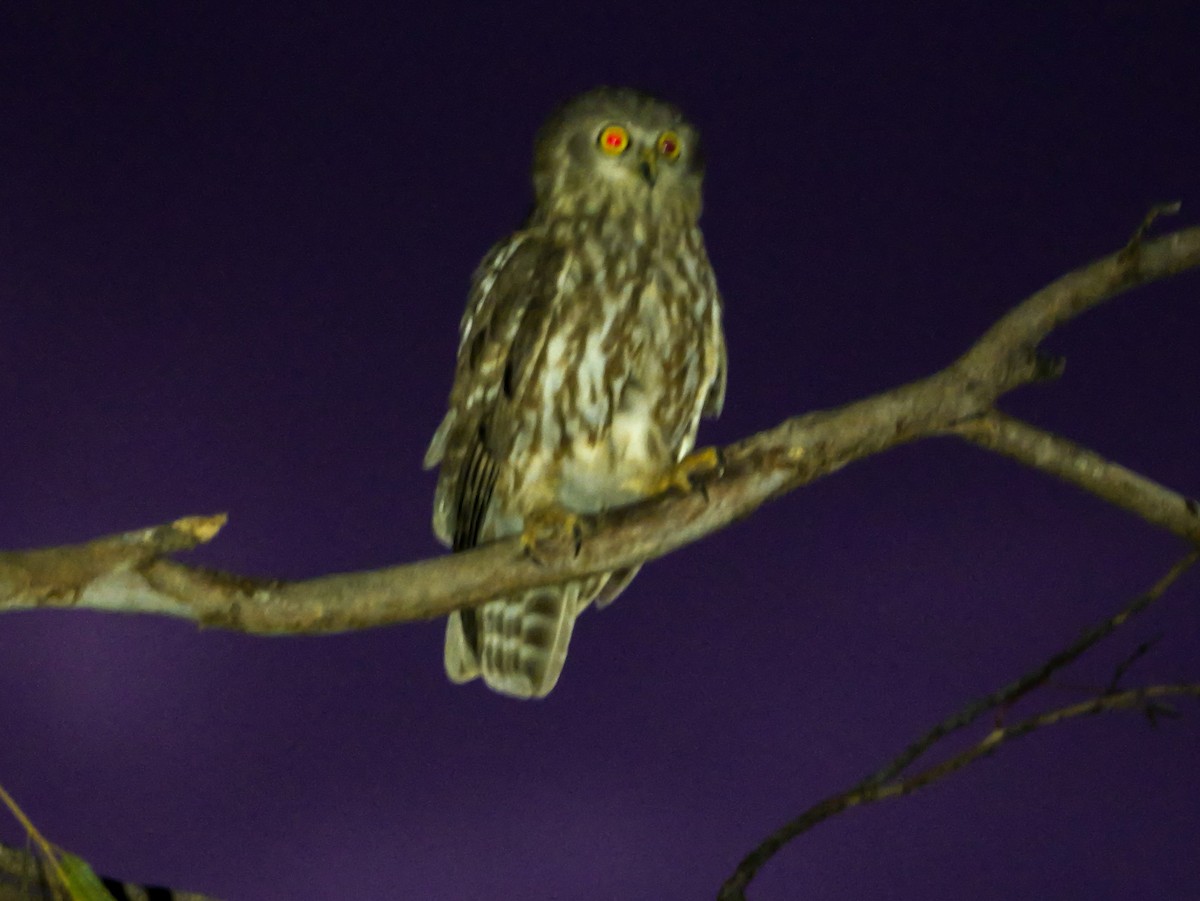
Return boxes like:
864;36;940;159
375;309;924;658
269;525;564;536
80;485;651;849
520;506;583;560
653;446;724;495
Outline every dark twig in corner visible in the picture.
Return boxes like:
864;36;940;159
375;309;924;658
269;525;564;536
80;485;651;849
717;552;1199;900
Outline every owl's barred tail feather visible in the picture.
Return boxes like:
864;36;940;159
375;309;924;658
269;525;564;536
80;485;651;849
444;577;605;699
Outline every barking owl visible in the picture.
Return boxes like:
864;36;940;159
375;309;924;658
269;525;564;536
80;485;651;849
424;86;727;698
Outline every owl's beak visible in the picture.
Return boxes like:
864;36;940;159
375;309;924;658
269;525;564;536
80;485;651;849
639;147;658;187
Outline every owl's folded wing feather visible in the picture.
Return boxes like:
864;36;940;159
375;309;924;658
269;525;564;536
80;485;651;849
426;230;569;549
702;294;727;419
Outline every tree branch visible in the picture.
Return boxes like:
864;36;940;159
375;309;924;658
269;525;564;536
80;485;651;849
717;551;1200;900
949;411;1200;544
2;223;1199;632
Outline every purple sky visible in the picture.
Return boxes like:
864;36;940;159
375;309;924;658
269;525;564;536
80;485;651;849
3;4;1199;899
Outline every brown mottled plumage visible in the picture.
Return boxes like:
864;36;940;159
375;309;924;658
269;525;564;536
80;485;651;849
425;87;726;698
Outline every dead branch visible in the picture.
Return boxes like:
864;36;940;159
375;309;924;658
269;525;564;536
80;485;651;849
949;411;1200;542
717;552;1200;900
2;222;1199;632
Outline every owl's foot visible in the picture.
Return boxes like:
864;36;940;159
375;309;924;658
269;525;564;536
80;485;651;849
520;506;584;564
654;446;725;497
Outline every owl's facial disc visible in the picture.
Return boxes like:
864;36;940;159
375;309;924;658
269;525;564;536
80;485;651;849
531;90;703;213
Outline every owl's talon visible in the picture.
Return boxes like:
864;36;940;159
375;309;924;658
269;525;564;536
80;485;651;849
654;446;724;497
520;507;583;565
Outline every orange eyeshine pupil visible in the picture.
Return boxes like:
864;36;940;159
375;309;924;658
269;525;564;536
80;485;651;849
599;125;628;154
658;132;681;159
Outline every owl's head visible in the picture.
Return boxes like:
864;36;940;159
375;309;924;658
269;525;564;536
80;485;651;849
531;87;705;219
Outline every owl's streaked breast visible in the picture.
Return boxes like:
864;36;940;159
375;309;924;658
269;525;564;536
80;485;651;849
501;219;718;518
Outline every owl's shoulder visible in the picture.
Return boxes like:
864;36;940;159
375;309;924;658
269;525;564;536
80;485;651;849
458;226;571;342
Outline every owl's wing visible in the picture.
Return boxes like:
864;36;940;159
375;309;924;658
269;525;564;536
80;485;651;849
425;230;568;549
701;294;727;418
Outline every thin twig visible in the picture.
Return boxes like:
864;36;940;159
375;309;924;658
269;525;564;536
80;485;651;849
717;552;1198;899
1123;200;1182;256
870;551;1196;786
1106;634;1162;694
719;684;1200;901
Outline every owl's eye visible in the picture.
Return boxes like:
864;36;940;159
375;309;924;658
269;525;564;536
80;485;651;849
597;124;629;156
657;131;682;160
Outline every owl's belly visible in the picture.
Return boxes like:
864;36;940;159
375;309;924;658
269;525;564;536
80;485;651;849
504;271;713;521
553;416;656;515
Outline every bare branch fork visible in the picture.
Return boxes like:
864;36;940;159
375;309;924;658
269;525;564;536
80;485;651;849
2;214;1199;630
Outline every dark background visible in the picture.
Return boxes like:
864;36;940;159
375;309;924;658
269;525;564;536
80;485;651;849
2;3;1199;899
